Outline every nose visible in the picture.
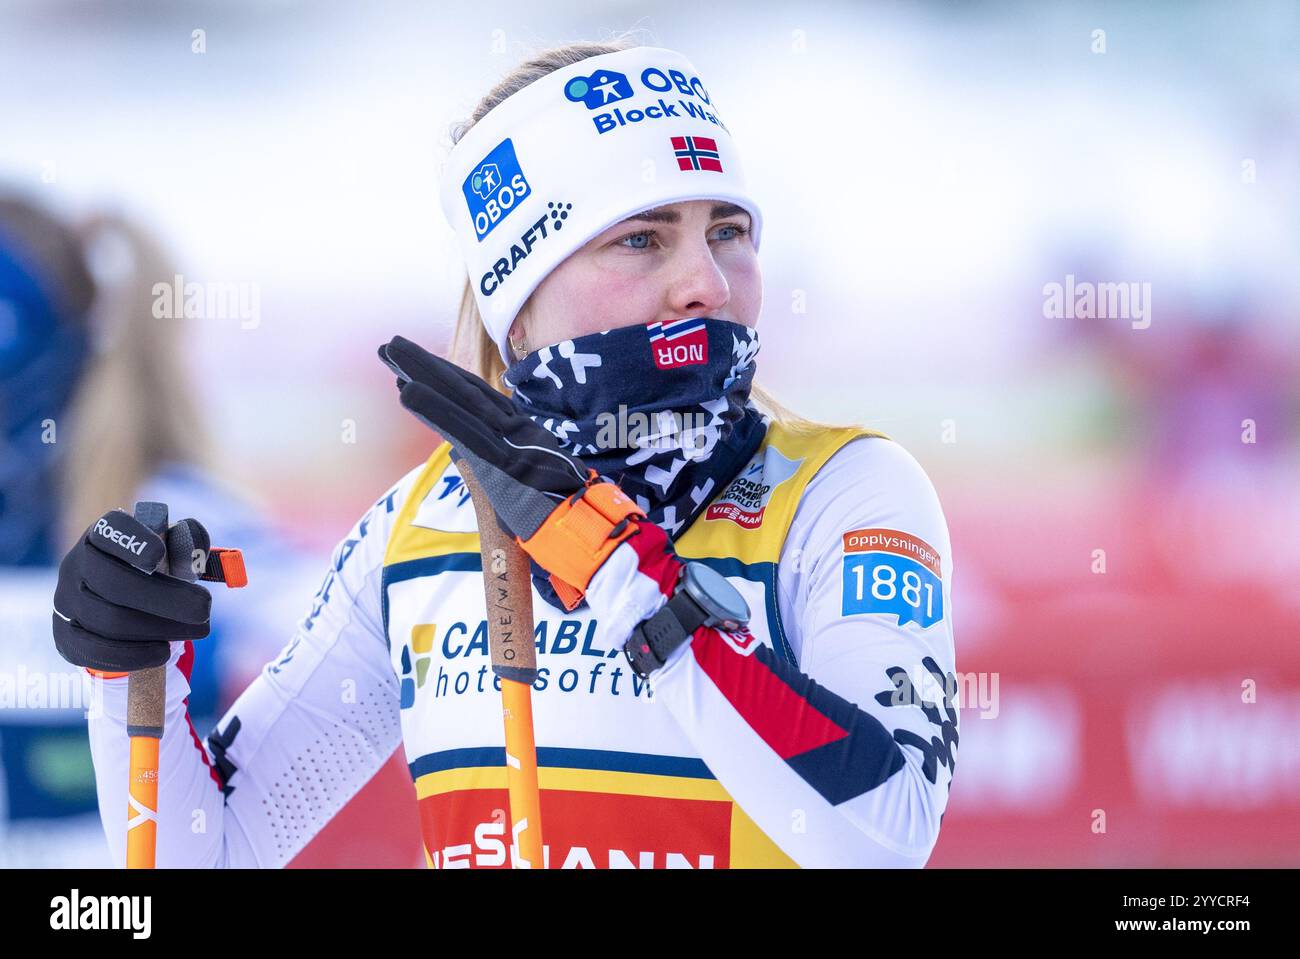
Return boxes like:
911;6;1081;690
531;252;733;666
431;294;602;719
664;236;730;318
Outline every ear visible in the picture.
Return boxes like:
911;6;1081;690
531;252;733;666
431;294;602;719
507;311;527;344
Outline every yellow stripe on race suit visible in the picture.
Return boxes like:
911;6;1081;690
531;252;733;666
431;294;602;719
391;420;883;869
729;802;799;868
384;443;478;566
415;765;731;802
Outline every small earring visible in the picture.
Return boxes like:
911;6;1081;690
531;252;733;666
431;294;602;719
511;337;528;359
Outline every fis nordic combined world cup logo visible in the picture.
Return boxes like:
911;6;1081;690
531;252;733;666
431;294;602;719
463;138;532;241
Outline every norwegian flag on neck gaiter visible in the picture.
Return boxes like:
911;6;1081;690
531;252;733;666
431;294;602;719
503;318;767;611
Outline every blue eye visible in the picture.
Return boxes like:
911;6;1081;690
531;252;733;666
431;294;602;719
615;223;751;251
620;231;655;250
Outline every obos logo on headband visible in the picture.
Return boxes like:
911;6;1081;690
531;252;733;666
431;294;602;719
563;69;634;108
563;64;724;136
462;138;531;241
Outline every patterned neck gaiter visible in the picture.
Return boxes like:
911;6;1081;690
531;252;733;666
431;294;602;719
503;317;768;611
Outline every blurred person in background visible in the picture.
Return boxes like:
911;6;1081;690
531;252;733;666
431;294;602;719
0;190;308;866
1047;263;1300;594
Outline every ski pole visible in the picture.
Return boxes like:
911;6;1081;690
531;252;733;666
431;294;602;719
456;462;545;869
124;501;246;868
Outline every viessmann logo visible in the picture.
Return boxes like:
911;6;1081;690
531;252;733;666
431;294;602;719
420;790;730;868
429;822;718;869
94;518;148;556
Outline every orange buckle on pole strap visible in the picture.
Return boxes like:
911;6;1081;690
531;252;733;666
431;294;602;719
517;480;646;611
201;548;248;588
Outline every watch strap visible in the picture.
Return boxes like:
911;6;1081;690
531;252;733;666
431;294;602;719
624;588;708;678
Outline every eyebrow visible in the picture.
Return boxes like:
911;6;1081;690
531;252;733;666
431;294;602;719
618;203;749;225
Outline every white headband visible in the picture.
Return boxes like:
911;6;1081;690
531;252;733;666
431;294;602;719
439;46;764;364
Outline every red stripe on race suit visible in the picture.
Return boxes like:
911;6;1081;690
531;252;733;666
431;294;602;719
625;518;851;759
177;641;223;790
688;627;850;760
625;520;682;600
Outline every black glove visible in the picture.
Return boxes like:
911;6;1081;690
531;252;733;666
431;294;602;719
378;335;596;540
52;509;212;672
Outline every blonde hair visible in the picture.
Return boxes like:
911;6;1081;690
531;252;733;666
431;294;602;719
446;37;863;435
0;194;211;551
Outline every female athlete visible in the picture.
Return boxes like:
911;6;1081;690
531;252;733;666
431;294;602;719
53;39;958;868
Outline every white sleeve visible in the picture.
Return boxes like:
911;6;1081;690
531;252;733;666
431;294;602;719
649;436;959;867
85;464;425;868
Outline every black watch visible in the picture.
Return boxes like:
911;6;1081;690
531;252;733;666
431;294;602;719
624;562;750;678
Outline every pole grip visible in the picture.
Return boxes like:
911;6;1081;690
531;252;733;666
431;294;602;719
456;460;545;868
124;501;174;869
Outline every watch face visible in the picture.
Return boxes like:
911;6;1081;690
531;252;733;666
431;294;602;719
682;562;750;629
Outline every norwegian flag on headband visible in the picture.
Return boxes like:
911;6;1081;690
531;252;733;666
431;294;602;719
671;135;723;172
